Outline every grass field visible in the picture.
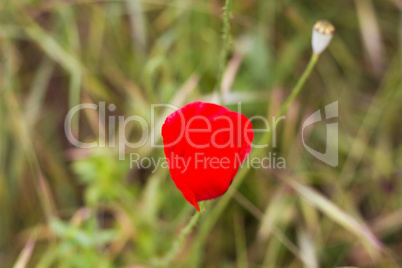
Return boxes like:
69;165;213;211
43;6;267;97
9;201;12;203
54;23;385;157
0;0;401;267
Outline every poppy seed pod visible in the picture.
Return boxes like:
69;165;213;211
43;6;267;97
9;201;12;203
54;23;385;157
312;20;335;54
162;102;254;211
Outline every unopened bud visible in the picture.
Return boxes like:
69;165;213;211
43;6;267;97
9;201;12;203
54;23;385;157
312;20;335;54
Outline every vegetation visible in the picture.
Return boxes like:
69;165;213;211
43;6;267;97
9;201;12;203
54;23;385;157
0;0;400;267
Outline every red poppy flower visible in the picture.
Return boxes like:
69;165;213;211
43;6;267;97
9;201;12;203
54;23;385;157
162;102;254;211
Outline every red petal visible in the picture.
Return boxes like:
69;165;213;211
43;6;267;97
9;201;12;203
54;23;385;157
162;102;254;210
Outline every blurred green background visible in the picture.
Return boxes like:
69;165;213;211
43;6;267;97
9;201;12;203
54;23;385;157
0;0;401;267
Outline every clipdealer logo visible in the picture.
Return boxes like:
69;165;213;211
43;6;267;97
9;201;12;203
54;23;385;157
302;101;338;167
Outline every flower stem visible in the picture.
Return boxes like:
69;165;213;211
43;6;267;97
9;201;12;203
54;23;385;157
278;52;320;117
217;0;232;104
154;202;205;266
251;53;321;160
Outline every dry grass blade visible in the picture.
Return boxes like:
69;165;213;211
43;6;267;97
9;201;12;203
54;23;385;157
13;240;35;268
354;0;385;75
297;228;318;268
277;172;384;253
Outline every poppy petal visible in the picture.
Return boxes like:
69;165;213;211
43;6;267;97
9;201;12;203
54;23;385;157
162;102;254;210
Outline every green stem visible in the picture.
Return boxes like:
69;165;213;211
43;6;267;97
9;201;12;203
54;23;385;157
154;202;206;266
217;0;232;104
278;53;319;117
